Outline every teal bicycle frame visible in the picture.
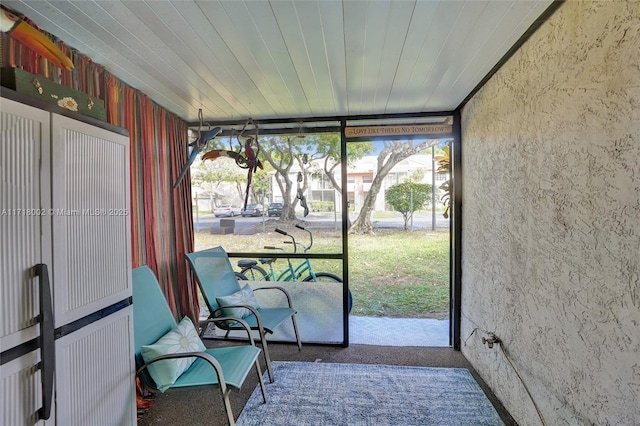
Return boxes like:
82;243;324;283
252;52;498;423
237;224;351;311
263;229;318;281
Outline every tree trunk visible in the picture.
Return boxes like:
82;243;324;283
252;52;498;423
259;138;296;221
349;165;387;234
324;157;341;193
349;139;439;234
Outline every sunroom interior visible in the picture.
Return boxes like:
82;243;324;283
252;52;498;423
1;1;638;425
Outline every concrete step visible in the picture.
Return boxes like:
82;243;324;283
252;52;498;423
210;226;234;235
234;224;258;235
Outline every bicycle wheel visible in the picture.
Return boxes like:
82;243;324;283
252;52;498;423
303;272;353;313
240;265;270;281
235;272;248;281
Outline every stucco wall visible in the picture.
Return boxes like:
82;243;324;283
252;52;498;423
460;2;640;425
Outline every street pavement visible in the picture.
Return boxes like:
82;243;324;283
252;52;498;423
193;211;450;232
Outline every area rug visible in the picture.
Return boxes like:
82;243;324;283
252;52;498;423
237;361;504;425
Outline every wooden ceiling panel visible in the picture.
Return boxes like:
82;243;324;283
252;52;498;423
198;0;307;118
316;0;348;115
2;0;555;123
272;0;336;116
243;0;312;116
393;1;465;112
179;1;278;119
119;1;246;118
341;0;370;116
446;0;555;106
3;0;197;117
368;1;416;115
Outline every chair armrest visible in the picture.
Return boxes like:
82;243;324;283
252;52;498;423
252;286;295;309
206;305;265;334
136;351;229;395
198;316;256;345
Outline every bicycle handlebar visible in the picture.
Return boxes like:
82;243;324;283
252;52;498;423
271;229;297;253
294;223;313;252
273;226;315;253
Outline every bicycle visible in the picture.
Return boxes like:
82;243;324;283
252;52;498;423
236;224;353;312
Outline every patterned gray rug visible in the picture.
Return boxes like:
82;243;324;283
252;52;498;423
237;361;504;425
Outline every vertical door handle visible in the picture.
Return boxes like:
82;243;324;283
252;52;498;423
35;263;54;420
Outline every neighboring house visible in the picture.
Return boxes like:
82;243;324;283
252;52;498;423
191;188;219;213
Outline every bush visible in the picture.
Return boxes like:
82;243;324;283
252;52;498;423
385;182;433;230
309;201;334;212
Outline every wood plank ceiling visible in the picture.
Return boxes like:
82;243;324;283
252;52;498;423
3;0;553;124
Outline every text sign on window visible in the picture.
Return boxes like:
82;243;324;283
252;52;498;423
345;124;452;138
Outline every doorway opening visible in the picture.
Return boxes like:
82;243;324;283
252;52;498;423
346;134;452;347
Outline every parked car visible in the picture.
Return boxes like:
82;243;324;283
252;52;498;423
213;204;241;217
241;204;263;217
268;202;283;217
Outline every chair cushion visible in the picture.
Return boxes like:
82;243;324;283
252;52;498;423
216;284;261;318
172;345;262;390
141;316;206;392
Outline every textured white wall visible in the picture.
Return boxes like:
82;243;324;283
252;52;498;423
460;2;640;425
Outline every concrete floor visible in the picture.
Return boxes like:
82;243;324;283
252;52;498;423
138;343;517;426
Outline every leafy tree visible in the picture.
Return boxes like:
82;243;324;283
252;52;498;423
248;168;271;206
191;156;246;203
259;134;372;221
434;145;451;218
316;135;373;193
190;128;373;221
385;182;432;230
258;135;315;220
350;139;441;234
406;168;425;183
189;128;274;208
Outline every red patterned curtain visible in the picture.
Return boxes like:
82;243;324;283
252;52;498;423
2;24;198;322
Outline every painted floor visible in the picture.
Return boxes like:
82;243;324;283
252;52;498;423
349;316;450;347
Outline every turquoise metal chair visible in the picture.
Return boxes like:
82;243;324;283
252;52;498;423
132;266;266;426
185;246;302;383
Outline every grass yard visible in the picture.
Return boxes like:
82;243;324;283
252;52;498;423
194;227;449;319
348;230;449;318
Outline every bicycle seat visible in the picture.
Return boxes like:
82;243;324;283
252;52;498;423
259;258;275;264
237;259;257;268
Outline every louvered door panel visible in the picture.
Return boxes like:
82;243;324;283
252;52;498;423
1;350;45;425
0;99;52;425
0;100;50;340
50;114;131;326
54;306;135;425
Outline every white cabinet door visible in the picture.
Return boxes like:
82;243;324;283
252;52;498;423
49;113;135;425
1;98;135;425
50;113;131;326
54;306;135;426
1;98;53;424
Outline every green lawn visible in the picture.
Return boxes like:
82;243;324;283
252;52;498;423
194;228;449;319
348;231;449;318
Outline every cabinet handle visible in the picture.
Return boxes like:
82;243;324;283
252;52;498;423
35;264;54;421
